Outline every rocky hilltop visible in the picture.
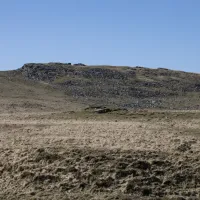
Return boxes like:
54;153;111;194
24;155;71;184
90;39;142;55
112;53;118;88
18;63;200;109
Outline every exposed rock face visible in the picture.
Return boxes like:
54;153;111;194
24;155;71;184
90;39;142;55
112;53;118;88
82;68;128;79
19;63;200;109
21;63;74;82
21;63;134;82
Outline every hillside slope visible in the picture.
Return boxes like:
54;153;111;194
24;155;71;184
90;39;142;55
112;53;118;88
0;70;83;113
17;63;200;110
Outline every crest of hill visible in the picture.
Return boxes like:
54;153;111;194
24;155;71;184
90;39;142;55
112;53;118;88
19;62;199;81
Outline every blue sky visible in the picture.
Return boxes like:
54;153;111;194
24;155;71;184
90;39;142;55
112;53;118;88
0;0;200;72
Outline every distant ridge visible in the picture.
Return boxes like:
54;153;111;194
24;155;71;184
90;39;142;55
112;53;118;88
16;62;200;110
1;62;200;111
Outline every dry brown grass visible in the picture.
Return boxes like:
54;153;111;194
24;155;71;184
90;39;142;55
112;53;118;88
0;111;200;199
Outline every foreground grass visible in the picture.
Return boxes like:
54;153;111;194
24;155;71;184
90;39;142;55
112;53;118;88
0;110;200;199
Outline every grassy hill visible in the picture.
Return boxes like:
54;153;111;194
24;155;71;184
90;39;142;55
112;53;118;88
16;63;200;110
0;69;83;113
1;63;200;112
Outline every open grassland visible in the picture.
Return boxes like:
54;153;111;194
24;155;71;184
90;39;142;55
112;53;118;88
1;67;200;199
0;111;200;200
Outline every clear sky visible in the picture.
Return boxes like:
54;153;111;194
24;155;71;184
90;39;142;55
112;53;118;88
0;0;200;72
